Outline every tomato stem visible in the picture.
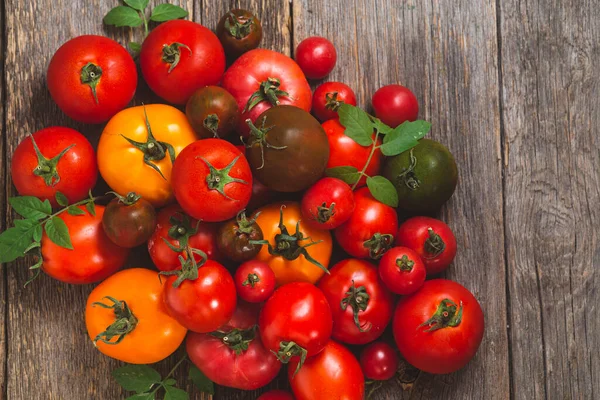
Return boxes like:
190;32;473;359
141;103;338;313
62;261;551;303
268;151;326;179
198;155;249;200
203;113;220;138
424;228;446;258
242;273;260;287
418;298;463;332
315;202;336;224
211;326;256;355
80;62;102;104
91;296;139;345
396;255;415;272
29;134;75;187
244;118;287;170
351;131;380;190
225;11;254;39
243;77;290;113
363;232;394;260
162;42;192;73
274;340;308;377
340;280;372;332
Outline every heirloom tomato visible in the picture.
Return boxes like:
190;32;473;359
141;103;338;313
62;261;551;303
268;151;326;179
102;192;156;248
185;86;240;139
217;210;264;263
216;9;263;59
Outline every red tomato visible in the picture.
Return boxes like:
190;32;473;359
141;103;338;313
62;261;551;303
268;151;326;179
312;81;357;122
227;300;262;330
295;37;337;80
221;49;312;136
318;259;393;345
259;282;332;368
322;119;382;187
234;260;276;303
289;340;364;400
41;205;129;284
393;279;485;374
360;342;399;381
47;35;137;124
140;20;226;105
258;390;294;400
172;139;252;222
335;188;397;260
10;127;97;208
247;179;276;211
148;205;222;272
372;84;419;128
378;247;426;295
396;216;457;276
301;178;355;230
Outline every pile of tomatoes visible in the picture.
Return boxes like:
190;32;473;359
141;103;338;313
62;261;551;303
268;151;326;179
3;6;485;400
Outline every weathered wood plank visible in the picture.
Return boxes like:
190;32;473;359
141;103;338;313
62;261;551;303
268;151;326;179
499;0;600;399
0;1;7;398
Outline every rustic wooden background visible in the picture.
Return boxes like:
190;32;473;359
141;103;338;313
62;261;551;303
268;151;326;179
1;0;598;399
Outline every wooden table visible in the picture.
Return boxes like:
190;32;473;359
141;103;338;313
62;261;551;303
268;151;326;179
1;0;598;399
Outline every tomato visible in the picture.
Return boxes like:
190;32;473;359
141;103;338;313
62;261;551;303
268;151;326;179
85;268;186;364
102;192;156;248
217;210;264;262
172;139;252;222
185;86;240;139
396;217;457;276
216;9;263;59
245;105;329;192
222;49;312;136
318;259;393;345
378;247;426;295
254;202;332;286
140;20;225;105
10;127;97;208
323;119;382;187
383;139;458;213
335;188;397;260
359;342;399;381
247;179;277;211
41;205;128;284
312;81;357;122
288;340;364;400
301;178;355;230
148;205;222;271
259;282;332;371
393;279;484;374
97;104;198;207
234;260;276;303
47;35;137;124
226;299;262;330
295;37;337;80
372;84;419;128
258;390;294;400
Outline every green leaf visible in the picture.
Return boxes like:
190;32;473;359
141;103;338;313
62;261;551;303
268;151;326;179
67;206;86;216
366;176;399;207
9;196;52;220
0;225;36;263
189;366;214;395
129;42;142;53
86;201;96;217
163;378;177;386
124;0;149;11
325;166;361;185
164;385;189;400
125;394;155;400
380;120;431;156
29;258;43;270
112;365;161;394
372;118;393;135
44;217;73;249
33;224;43;242
104;6;143;27
55;192;69;207
337;103;374;146
14;219;37;230
150;4;189;22
23;241;40;254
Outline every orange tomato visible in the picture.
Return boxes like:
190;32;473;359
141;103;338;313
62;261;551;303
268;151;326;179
85;268;187;364
254;201;332;286
97;104;198;207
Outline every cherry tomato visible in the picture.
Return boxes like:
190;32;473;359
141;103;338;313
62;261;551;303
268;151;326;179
258;390;294;400
335;188;398;260
217;210;264;263
234;260;276;303
172;138;252;222
301;177;355;230
312;81;357;122
47;35;137;124
10;127;97;208
185;86;240;139
41;205;129;284
102;192;156;248
288;340;364;400
140;20;225;104
393;279;484;374
396;216;457;276
359;342;399;381
85;268;187;364
295;37;337;80
323;119;382;187
216;9;263;59
318;259;393;345
378;247;426;295
372;84;419;128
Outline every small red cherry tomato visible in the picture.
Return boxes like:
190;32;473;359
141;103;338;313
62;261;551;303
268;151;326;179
378;247;426;295
258;390;294;400
360;341;399;381
312;81;357;122
295;37;337;80
372;84;419;128
301;177;355;230
234;260;276;303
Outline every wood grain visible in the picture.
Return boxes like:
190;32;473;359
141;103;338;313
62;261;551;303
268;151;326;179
500;0;600;399
0;0;7;398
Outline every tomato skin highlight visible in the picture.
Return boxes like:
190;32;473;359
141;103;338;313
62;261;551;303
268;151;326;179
378;246;426;295
295;36;337;80
372;84;419;128
301;177;355;230
311;81;357;122
359;341;399;381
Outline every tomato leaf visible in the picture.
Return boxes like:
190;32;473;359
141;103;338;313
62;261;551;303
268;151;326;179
163;378;176;386
325;166;361;185
0;225;37;263
129;42;142;53
104;6;143;27
67;206;86;216
189;366;214;395
150;4;189;22
23;241;40;254
112;365;161;394
55;191;69;207
372;118;393;135
163;385;189;400
44;217;73;250
33;223;43;242
124;0;149;11
380;120;431;156
86;201;96;217
366;176;399;207
9;196;51;220
337;103;374;146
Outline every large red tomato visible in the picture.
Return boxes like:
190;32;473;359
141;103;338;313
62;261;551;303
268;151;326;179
47;35;137;124
140;20;226;105
393;279;485;374
221;49;312;136
10;127;97;208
